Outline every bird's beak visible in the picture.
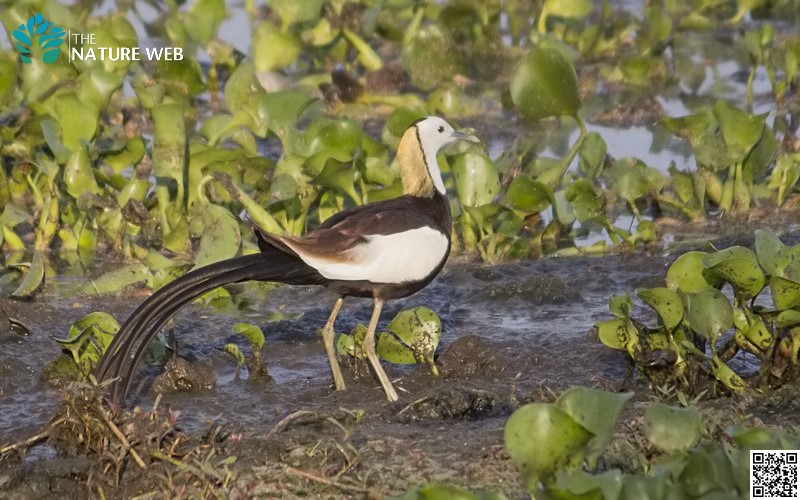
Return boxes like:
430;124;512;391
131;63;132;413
451;130;481;143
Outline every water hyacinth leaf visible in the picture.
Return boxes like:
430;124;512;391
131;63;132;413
54;92;97;152
64;146;102;203
193;204;241;269
253;21;301;73
659;113;709;144
555;470;624;500
401;24;461;91
609;157;652;203
11;251;45;298
40;118;70;164
504;403;593;492
185;0;226;46
643;403;701;452
377;307;441;372
769;276;800;310
152;102;186;216
55;311;120;367
506;176;553;213
258;90;319;143
104;137;145;173
233;322;265;350
452;153;500;207
383;107;426;144
596;317;638;351
312;158;361;204
224;61;261;112
770;154;800;207
556;387;633;461
609;293;632;318
702;247;765;299
777;310;800;329
224;343;246;369
81;264;150;295
712;100;765;160
684;289;733;342
564;179;602;222
270;0;325;27
666;252;723;294
636;287;684;330
755;229;794;278
541;0;593;22
578;131;607;179
711;354;747;392
743;317;773;351
336;323;367;358
510;46;581;121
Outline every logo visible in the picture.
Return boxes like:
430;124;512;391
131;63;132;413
12;13;66;64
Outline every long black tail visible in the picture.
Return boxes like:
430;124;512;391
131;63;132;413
95;250;325;404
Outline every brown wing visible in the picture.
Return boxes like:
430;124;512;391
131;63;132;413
254;195;447;263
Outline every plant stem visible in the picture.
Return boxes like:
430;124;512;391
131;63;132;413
655;195;704;220
548;115;587;189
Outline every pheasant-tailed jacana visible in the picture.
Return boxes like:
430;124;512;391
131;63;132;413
95;116;477;403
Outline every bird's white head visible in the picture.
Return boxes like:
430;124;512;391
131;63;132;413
397;116;478;197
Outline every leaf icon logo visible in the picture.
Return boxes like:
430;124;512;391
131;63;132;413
12;13;66;64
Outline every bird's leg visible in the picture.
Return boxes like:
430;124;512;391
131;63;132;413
363;298;399;402
322;296;346;391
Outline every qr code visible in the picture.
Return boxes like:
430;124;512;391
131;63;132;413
751;450;799;499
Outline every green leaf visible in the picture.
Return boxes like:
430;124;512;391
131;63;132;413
712;100;766;161
11;251;45;298
253;21;301;72
504;403;593;493
769;276;800;310
401;24;461;91
258;90;318;143
597;318;638;351
269;0;325;27
666;252;723;294
510;46;581;120
578;132;607;178
506;176;553;213
53;92;97;152
452;153;501;207
555;470;623;500
636;287;684;330
609;293;632;318
377;307;441;373
755;229;795;278
643;403;701;452
193;204;241;269
64;145;102;199
185;0;227;45
609;157;659;203
224;343;246;367
710;354;747;392
81;264;150;295
684;289;733;342
233;322;265;350
556;387;632;462
702;247;766;299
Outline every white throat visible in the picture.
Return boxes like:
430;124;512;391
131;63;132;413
420;141;447;195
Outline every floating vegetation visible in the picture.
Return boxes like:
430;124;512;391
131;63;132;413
598;229;800;393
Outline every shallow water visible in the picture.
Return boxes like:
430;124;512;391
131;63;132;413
3;221;799;439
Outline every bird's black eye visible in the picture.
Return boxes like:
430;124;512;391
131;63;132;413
437;126;444;133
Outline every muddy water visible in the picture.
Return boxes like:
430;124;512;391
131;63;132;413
0;250;656;438
3;222;799;441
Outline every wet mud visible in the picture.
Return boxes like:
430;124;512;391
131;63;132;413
1;223;798;497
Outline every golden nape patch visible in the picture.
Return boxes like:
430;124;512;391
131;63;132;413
397;127;434;198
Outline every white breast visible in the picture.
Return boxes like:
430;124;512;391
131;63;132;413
296;227;449;284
